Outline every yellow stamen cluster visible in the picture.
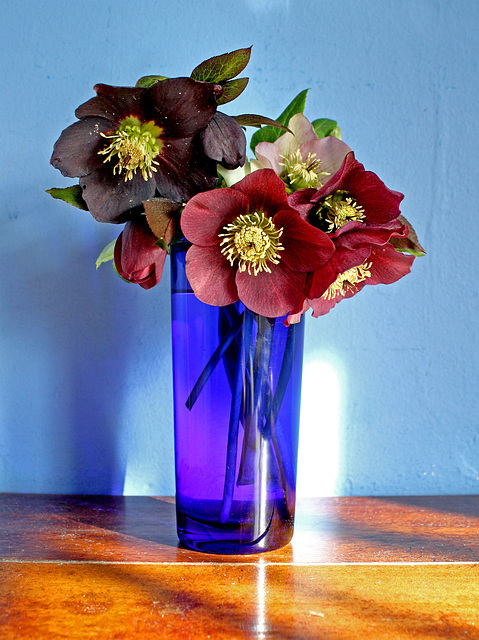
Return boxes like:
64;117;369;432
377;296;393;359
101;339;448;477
280;150;330;191
219;211;284;276
318;191;365;232
98;116;163;181
321;262;372;300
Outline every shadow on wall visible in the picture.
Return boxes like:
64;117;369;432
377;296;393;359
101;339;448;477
1;229;133;494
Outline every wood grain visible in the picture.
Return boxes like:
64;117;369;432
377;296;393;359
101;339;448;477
2;494;479;563
2;494;479;639
2;563;479;639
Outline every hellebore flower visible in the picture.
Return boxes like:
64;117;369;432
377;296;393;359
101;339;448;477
51;78;245;223
114;216;167;290
254;113;351;193
180;169;335;317
305;244;415;317
285;152;414;322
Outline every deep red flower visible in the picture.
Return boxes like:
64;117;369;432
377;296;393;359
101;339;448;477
51;79;245;223
180;169;335;317
305;244;415;317
114;216;167;290
284;151;415;320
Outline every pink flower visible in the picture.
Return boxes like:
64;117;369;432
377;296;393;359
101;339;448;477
180;169;335;317
114;216;167;289
254;113;351;193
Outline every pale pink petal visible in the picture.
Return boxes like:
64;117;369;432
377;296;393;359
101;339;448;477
300;137;351;187
254;142;282;175
275;113;318;157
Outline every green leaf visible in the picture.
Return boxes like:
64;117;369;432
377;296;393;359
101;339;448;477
234;114;290;132
250;89;309;153
275;89;309;127
46;185;88;210
311;118;338;139
191;47;252;83
135;75;168;88
217;77;249;105
95;239;117;270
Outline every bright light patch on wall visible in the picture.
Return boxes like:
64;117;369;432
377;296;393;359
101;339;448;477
297;358;342;497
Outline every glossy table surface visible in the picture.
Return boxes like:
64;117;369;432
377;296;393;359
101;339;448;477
1;494;479;638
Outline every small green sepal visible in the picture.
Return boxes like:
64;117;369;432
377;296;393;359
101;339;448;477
96;239;116;270
311;118;339;139
46;185;88;210
155;238;169;252
135;75;168;88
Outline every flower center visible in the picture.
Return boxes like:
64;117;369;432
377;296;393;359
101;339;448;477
280;150;330;192
321;262;372;300
98;116;163;181
219;212;284;276
317;191;365;232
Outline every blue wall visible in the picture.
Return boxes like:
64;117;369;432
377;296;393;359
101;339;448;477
1;0;478;496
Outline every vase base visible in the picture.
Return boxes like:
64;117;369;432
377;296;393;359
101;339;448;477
176;499;294;554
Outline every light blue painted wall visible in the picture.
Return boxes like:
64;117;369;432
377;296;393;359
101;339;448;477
1;0;477;496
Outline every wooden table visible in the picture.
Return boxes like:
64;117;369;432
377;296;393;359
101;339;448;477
1;494;479;639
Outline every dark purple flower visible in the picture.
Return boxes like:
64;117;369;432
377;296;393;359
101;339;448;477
51;79;245;223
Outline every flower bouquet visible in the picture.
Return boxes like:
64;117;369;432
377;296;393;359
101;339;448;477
49;48;424;554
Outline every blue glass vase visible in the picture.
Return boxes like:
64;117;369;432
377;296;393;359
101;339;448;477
170;242;305;554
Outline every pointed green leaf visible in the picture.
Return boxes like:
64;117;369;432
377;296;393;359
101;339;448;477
95;239;117;270
250;89;309;153
46;185;88;210
191;47;252;83
275;89;309;127
217;77;249;105
135;75;168;88
233;114;291;132
311;118;338;139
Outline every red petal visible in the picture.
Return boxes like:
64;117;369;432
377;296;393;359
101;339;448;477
114;218;167;289
313;152;404;224
231;169;289;215
235;263;306;317
274;210;334;272
308;246;372;299
334;218;408;250
181;189;249;246
185;245;239;306
367;244;415;285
